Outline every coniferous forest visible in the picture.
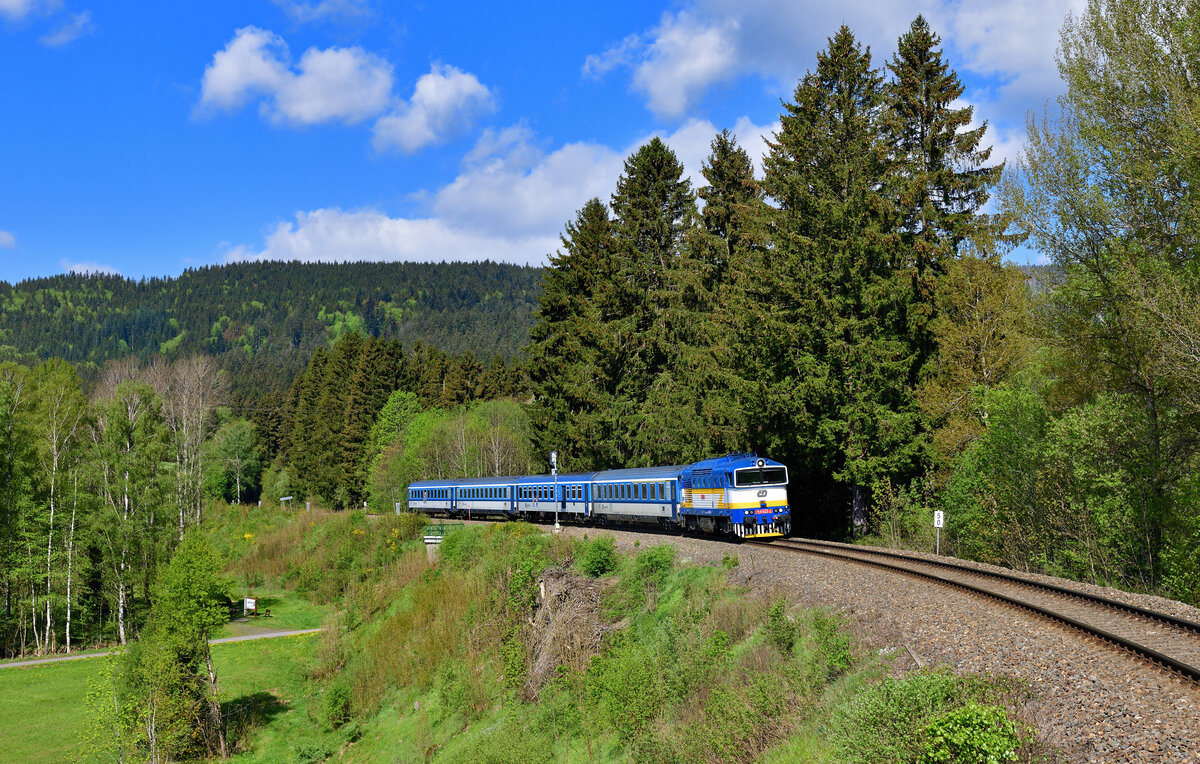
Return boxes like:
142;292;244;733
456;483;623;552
4;2;1200;672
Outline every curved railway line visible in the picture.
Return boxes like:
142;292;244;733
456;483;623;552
751;537;1200;684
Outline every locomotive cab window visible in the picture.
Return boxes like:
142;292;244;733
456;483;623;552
734;467;787;486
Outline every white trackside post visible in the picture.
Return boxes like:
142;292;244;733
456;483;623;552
933;510;944;555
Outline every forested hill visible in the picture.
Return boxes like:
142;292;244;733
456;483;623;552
0;260;543;367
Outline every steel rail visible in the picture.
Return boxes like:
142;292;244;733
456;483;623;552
787;538;1200;636
751;538;1200;683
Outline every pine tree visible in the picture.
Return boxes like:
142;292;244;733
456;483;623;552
885;15;1003;373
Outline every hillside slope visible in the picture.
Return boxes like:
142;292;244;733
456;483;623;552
0;260;543;367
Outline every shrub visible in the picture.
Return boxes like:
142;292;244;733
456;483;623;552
766;599;795;654
829;669;1027;763
292;740;332;764
921;702;1022;764
579;536;618;577
812;609;853;674
721;553;739;569
321;678;352;729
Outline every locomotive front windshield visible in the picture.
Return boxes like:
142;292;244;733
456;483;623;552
734;467;787;486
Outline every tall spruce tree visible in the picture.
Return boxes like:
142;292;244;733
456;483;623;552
696;130;767;455
762;26;918;534
885;15;1003;373
608;138;703;467
526;198;616;470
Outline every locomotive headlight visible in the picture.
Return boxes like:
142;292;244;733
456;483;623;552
756;458;765;467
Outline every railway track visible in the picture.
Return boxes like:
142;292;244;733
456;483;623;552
752;538;1200;684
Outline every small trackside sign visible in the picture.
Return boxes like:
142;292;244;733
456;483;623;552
933;510;944;529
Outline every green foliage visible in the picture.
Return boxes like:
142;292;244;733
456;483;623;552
604;544;677;617
830;669;1029;763
321;677;352;730
766;599;795;654
204;417;261;503
811;609;854;675
0;260;540;370
292;740;333;764
920;702;1023;764
578;535;618;577
368;398;533;512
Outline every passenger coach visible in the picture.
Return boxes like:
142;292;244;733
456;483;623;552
407;452;790;538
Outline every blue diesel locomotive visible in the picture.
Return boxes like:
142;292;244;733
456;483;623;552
407;452;790;538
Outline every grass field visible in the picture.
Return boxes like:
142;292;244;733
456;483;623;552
0;632;322;763
219;587;331;638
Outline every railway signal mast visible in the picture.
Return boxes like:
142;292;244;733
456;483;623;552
550;451;560;533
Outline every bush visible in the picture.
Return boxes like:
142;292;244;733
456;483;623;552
321;678;352;729
766;599;794;654
921;702;1022;764
293;740;332;764
579;536;618;577
812;609;852;674
830;669;1027;763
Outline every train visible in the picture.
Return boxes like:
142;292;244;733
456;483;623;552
407;452;790;538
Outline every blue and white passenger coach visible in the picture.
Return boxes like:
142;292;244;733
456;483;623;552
407;453;790;538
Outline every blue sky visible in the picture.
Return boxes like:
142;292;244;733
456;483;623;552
0;0;1083;281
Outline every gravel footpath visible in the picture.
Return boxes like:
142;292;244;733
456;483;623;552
474;522;1200;762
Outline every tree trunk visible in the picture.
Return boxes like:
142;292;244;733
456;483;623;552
204;647;228;758
65;475;77;653
44;461;56;654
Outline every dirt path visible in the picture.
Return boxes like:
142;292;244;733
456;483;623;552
0;628;323;670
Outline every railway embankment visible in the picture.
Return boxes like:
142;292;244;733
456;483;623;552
534;523;1200;762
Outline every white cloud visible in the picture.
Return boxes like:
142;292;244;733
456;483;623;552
0;229;16;249
631;13;738;119
197;28;290;112
61;259;119;276
274;45;393;124
223;208;558;266
228;116;779;268
272;0;371;24
198;26;393;126
431;125;623;237
372;64;497;154
583;33;644;78
586;0;1083;121
0;0;51;21
935;0;1087;111
38;10;92;47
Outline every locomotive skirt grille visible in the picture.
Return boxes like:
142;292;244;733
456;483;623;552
734;518;789;538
